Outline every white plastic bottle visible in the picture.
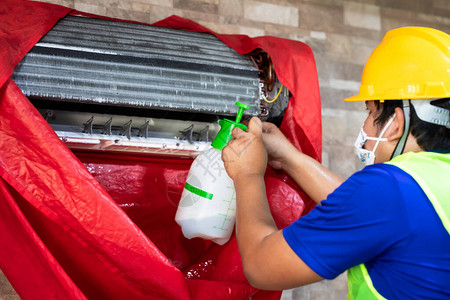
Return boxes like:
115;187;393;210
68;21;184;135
175;102;250;245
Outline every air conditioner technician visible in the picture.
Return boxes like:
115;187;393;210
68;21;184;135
222;27;450;300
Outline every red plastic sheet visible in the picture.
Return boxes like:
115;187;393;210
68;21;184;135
0;0;321;299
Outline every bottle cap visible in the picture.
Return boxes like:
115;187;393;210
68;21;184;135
211;102;251;150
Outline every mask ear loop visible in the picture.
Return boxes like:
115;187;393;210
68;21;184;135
391;99;410;159
370;114;395;153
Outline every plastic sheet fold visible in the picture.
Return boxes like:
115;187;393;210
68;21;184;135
0;1;321;299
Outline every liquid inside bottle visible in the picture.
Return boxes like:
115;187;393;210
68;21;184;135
175;147;236;245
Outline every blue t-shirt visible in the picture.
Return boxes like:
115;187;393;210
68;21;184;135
283;164;450;299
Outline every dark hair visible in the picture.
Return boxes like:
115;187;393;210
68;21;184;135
373;99;450;151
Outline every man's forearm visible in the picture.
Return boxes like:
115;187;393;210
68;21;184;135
234;174;278;269
233;173;324;290
282;151;344;204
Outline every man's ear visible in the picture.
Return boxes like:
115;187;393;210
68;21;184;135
386;107;405;142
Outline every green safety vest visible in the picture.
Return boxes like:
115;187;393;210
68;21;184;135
347;151;450;300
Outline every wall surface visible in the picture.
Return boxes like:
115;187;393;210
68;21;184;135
1;0;449;299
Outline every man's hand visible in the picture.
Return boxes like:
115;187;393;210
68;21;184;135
261;122;297;170
222;117;268;181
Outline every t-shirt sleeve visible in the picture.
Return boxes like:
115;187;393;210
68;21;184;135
283;165;409;279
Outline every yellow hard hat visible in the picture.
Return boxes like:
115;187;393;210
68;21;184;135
345;27;450;102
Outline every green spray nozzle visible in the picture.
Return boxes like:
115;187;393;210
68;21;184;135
234;102;251;124
211;102;251;150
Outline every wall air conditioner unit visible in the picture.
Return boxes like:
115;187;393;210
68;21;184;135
12;15;289;157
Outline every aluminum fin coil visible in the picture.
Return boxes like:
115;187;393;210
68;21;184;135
12;15;261;116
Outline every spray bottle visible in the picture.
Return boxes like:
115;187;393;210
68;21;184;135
175;102;250;245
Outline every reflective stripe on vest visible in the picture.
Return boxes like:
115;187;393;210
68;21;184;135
387;151;450;235
347;151;450;300
347;264;387;300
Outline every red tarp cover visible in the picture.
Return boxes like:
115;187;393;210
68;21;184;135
0;0;321;299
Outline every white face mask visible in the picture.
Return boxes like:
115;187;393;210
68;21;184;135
354;115;396;165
